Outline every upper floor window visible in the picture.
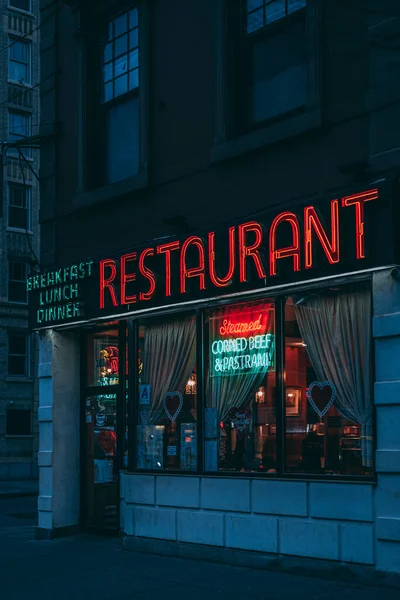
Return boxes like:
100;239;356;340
237;0;308;127
8;183;31;230
95;8;140;185
8;110;31;158
8;261;28;303
8;332;29;377
9;0;31;12
103;9;139;103
9;39;31;84
246;0;306;32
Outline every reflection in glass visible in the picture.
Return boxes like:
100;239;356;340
285;283;373;476
205;300;276;473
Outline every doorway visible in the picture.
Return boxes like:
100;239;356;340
81;324;126;532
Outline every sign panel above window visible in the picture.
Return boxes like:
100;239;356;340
28;181;396;330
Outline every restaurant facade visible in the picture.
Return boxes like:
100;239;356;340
36;0;400;580
31;175;400;575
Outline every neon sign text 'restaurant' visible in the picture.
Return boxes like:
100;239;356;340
99;189;378;311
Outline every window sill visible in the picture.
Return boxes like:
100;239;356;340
8;79;33;89
5;435;33;439
7;301;28;307
210;107;322;164
5;377;32;383
7;227;33;235
72;169;148;212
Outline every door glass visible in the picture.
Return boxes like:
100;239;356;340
86;326;120;386
84;393;118;529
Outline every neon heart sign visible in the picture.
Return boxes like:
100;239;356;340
306;381;336;418
163;391;183;422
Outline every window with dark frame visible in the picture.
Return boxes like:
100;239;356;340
8;261;28;303
8;110;32;158
9;0;32;12
101;8;140;184
128;281;373;479
8;332;29;377
8;183;30;230
9;38;31;84
237;0;308;128
6;409;31;436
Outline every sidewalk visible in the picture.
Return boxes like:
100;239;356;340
0;479;38;498
0;531;399;600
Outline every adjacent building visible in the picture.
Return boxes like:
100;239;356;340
35;0;400;577
0;0;40;480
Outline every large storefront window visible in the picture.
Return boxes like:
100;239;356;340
137;315;197;471
205;301;276;473
285;282;373;476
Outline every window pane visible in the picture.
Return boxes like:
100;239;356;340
249;18;307;122
137;316;197;471
104;82;113;103
106;96;139;183
129;9;138;29
247;0;263;10
10;0;31;11
129;28;138;50
266;0;286;24
129;68;139;91
114;33;128;57
9;206;27;229
103;62;113;83
205;301;276;473
9;334;26;355
247;8;264;33
284;283;373;477
104;42;112;63
288;0;306;13
8;356;26;376
6;410;31;435
129;49;138;70
114;55;128;78
114;13;128;37
114;74;128;97
9;62;28;83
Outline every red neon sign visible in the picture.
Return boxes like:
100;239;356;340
97;188;379;312
219;314;264;337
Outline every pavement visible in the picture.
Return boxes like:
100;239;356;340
0;478;38;498
0;496;399;600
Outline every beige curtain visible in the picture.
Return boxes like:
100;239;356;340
295;286;373;468
140;316;196;425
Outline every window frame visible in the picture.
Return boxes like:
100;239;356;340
125;275;375;482
7;182;31;231
8;0;32;14
8;260;28;304
8;37;32;85
211;0;321;163
7;331;30;378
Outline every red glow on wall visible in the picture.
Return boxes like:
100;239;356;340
157;241;180;296
120;252;137;305
99;259;118;309
342;189;378;259
209;227;236;288
238;222;266;283
139;248;156;301
269;212;301;276
304;200;340;269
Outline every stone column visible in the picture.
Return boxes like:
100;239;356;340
373;270;400;573
37;330;81;538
